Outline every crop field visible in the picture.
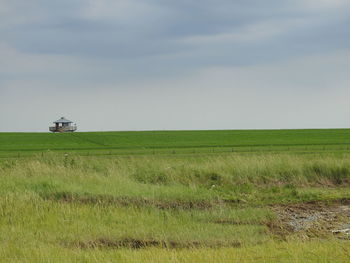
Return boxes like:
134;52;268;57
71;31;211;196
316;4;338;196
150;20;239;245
0;130;350;262
2;129;350;158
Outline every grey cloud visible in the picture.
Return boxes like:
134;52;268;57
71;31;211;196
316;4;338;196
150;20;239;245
1;0;350;131
1;0;348;79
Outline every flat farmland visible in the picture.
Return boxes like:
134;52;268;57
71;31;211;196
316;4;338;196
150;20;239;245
2;129;350;157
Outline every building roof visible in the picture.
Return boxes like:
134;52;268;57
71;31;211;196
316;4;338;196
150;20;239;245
53;117;73;124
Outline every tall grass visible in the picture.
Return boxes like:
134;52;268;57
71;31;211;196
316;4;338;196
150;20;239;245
0;153;349;262
1;153;349;202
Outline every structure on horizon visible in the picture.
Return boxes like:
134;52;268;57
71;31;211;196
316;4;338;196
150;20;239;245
49;117;77;133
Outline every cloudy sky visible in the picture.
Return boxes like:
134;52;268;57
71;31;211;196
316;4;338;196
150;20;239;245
1;0;350;132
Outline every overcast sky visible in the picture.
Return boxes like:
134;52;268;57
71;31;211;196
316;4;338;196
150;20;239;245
1;0;350;132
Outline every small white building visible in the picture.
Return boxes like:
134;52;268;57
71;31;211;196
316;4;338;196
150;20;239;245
49;117;77;133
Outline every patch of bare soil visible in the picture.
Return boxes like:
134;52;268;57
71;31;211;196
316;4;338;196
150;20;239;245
269;199;350;240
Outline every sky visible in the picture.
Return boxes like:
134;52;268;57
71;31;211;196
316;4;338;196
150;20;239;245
1;0;350;132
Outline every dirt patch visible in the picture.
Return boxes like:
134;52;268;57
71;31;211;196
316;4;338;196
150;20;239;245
269;199;350;240
44;191;217;210
70;238;242;250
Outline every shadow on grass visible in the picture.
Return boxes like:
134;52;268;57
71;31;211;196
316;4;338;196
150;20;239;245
69;237;242;250
41;191;218;210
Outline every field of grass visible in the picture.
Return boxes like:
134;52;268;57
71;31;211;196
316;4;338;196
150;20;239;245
2;129;350;157
0;130;350;262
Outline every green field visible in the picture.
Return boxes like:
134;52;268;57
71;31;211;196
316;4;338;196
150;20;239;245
2;129;350;157
0;130;349;262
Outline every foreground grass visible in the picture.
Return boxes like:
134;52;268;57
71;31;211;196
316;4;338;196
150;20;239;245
1;153;349;204
0;153;349;262
1;240;349;263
